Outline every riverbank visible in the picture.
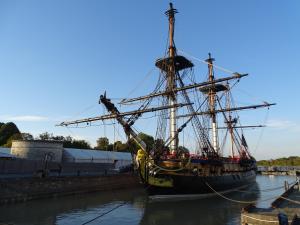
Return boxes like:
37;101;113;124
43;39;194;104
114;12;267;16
0;173;141;205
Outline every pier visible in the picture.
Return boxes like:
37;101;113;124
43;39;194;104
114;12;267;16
257;166;300;176
241;179;300;225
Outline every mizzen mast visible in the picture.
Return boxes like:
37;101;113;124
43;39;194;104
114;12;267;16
206;53;220;154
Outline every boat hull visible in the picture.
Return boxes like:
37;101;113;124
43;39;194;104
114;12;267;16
147;169;256;195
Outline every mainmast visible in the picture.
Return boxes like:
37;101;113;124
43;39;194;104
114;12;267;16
166;3;178;153
206;53;219;154
225;86;235;157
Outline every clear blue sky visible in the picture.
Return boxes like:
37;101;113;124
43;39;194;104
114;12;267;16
1;0;299;160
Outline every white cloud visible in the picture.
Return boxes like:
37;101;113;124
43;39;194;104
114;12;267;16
266;119;300;131
0;115;49;122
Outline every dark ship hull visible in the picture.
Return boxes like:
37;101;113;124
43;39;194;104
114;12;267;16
141;157;257;196
147;169;256;195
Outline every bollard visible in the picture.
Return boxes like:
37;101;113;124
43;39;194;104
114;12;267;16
284;180;289;191
278;213;288;225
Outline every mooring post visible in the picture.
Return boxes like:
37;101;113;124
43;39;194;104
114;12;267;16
278;213;289;225
284;180;289;191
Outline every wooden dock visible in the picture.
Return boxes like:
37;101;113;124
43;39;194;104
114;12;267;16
241;181;300;225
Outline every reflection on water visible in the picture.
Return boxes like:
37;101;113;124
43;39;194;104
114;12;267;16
141;182;261;225
0;189;145;225
0;175;296;225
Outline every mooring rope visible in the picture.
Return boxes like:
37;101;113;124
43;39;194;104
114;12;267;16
279;196;300;205
242;214;292;223
81;202;126;225
206;181;300;206
205;182;277;204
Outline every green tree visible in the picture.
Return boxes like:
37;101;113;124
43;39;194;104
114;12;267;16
257;156;300;167
138;132;154;151
0;122;21;146
4;133;22;147
52;135;65;141
95;137;109;150
70;140;91;149
107;144;114;151
39;132;53;140
62;137;91;149
113;140;128;152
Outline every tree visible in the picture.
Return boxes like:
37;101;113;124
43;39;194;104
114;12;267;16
126;133;156;153
69;140;91;149
62;137;91;149
138;132;154;151
39;132;53;140
21;133;34;140
0;122;21;146
113;140;128;152
4;133;22;147
107;144;114;151
52;135;65;141
95;137;109;150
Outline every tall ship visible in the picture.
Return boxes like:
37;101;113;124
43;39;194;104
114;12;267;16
59;3;274;195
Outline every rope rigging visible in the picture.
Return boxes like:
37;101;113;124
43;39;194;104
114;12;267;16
178;49;236;75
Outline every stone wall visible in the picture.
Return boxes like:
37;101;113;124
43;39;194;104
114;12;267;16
11;140;63;163
0;174;141;204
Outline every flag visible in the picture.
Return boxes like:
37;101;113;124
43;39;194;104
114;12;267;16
241;134;248;148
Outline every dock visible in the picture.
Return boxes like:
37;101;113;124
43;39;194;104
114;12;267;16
257;166;300;176
241;180;300;225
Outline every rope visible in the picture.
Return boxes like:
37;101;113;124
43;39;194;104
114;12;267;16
121;67;155;102
279;196;300;205
205;182;277;204
254;108;270;154
81;202;126;225
178;49;235;74
242;214;292;223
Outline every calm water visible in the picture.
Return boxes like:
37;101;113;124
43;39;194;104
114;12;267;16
0;175;296;225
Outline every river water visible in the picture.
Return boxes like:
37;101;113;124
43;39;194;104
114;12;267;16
0;175;297;225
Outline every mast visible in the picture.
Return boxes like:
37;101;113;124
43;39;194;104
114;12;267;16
226;86;235;157
206;53;219;154
166;3;178;153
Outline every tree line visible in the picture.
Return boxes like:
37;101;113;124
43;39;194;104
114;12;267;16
0;121;160;152
257;156;300;167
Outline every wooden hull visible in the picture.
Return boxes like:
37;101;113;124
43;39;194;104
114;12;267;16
147;169;256;195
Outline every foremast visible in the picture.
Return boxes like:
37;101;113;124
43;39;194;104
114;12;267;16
99;93;148;153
